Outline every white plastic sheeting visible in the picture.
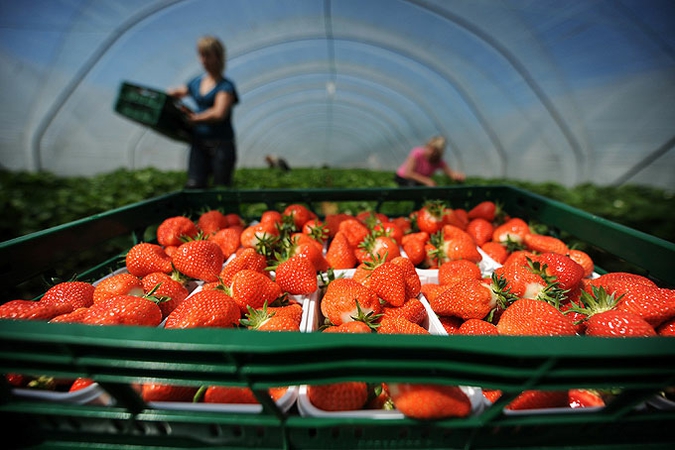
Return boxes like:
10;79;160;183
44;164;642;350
1;0;674;189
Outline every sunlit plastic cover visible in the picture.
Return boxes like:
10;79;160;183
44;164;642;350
1;0;674;189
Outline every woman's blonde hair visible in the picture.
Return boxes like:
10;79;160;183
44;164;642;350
197;35;226;73
426;136;446;164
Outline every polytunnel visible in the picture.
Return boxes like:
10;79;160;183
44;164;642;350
1;0;674;189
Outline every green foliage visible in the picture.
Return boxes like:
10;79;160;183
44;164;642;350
1;168;673;244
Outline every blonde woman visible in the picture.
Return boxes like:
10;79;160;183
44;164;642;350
394;136;465;187
168;36;239;188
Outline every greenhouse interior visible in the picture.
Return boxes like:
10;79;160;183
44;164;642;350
1;1;675;450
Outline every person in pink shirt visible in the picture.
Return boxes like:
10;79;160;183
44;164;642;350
395;136;465;187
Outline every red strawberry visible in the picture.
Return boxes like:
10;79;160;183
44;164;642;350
496;298;577;336
203;386;258;404
141;383;198;402
656;317;675;336
420;283;452;304
438;259;482;286
586;309;657;337
355;234;400;264
49;307;90;323
260;210;283;227
164;289;240;329
307;382;369;411
505;390;569;411
401;232;429;267
0;300;72;321
266;301;304;325
369;261;406;307
141;272;189;318
492;218;530;246
416;201;448;234
377;316;429;334
325;231;357;269
172;239;224;282
388;383;472;419
466;218;494;246
438;316;463;334
273;255;318;295
225;213;245;228
229;270;283;315
391;216;412;235
323;321;373;333
40;281;95;310
239;221;279;249
209;226;243;260
429;278;496;320
428;225;482;266
83;295;163;326
283;203;316;231
219;247;268;286
615;285;675;328
480;242;509;265
390;256;422;299
457;319;499;335
69;378;95;392
338;218;370;248
467;200;498;221
569;389;605;408
535;252;585;291
381;297;427;325
240;303;301;332
320;278;381;326
93;273;144;303
156;216;199;247
567;249;594;278
302;219;330;244
373;221;404;246
523;233;568;255
125;242;173;278
197;209;229;236
443;208;469;230
292;239;330;273
492;263;548;301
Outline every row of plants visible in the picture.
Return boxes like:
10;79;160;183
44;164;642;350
2;167;673;243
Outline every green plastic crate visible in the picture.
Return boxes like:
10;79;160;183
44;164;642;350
1;186;674;450
114;81;193;143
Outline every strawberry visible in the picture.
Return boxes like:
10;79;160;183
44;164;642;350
156;216;199;247
355;234;400;264
535;252;585;292
325;231;358;269
585;309;657;337
505;390;569;411
302;219;329;244
615;286;675;329
125;242;173;278
416;201;448;234
356;210;388;226
323;320;373;333
390;256;422;299
369;261;406;307
93;273;144;303
567;249;594;278
239;221;279;250
241;303;301;332
492;218;529;246
587;272;657;292
164;289;240;329
40;281;95;310
266;300;304;324
467;200;498;222
218;247;268;286
307;382;369;411
381;297;427;325
420;283;452;304
492;263;549;301
292;239;330;273
203;386;258;404
209;226;243;260
141;272;189;318
141;383;198;402
482;389;503;404
656;317;675;336
438;259;482;286
387;383;472;419
69;378;95;392
260;210;283;227
0;300;72;321
324;213;352;238
391;216;412;235
373;221;404;246
569;389;605;408
172;239;224;282
225;213;245;228
457;319;499;335
438;316;463;334
320;278;381;326
523;233;568;255
466;218;494;246
429;278;496;320
229;269;283;315
377;316;429;334
283;203;316;231
432;225;482;265
197;209;229;236
496;298;577;336
480;241;509;265
338;218;370;248
49;307;90;323
273;254;318;295
443;208;469;230
401;232;429;267
83;295;163;326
